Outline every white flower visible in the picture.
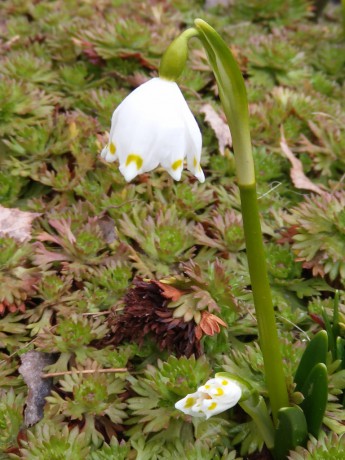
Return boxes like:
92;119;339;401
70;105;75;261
100;77;204;183
175;376;242;419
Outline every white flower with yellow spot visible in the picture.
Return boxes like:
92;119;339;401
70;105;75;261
175;376;242;419
100;77;204;183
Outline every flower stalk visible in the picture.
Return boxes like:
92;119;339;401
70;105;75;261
193;19;289;421
101;17;290;425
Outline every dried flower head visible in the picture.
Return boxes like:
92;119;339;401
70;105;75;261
106;278;202;357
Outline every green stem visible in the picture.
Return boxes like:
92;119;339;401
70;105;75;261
193;19;289;422
240;185;289;421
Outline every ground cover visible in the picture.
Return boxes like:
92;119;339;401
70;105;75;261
0;0;345;458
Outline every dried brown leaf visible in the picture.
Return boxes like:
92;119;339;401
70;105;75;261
201;103;232;155
152;280;184;302
280;130;326;195
199;311;227;336
97;215;117;244
0;206;41;242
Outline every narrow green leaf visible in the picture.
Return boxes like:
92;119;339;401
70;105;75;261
336;337;345;369
300;363;328;438
322;307;335;359
294;330;328;392
273;406;308;460
333;290;340;339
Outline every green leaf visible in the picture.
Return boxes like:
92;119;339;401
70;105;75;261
300;363;328;438
336;337;345;369
273;406;308;460
322;307;335;359
294;330;328;392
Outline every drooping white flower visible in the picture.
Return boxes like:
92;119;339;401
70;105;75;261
100;77;204;183
175;376;242;419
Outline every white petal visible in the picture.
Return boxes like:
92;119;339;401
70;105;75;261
119;161;139;182
175;392;206;417
101;77;203;182
200;398;233;419
198;377;242;405
101;140;117;163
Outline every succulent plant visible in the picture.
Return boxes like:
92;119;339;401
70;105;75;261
0;388;24;453
286;191;345;285
10;424;90;460
288;432;345;460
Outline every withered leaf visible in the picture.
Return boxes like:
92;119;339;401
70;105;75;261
201;103;232;155
0;206;41;242
280;130;326;195
19;351;55;427
199;311;227;336
152;280;184;302
97;215;117;244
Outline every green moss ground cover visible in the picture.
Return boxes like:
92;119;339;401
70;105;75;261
0;0;345;458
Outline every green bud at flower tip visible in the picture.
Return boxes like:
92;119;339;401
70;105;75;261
159;28;198;81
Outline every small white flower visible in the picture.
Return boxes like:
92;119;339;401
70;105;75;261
174;391;207;418
175;376;242;419
100;77;204;183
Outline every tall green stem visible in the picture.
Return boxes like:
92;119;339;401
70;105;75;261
193;19;289;421
239;185;289;421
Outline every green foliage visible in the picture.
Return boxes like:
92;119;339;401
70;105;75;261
127;355;211;434
120;204;196;274
273;406;308;460
0;389;24;452
229;0;312;25
248;37;309;88
0;0;345;457
289;432;345;460
88;437;130;460
287;192;345;284
10;425;90;460
0;238;40;306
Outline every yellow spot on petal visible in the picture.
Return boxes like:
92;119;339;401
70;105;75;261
193;156;202;172
215;387;224;396
222;380;229;386
184;397;196;408
109;142;116;155
204;385;210;389
208;402;217;411
172;159;183;171
126;154;143;170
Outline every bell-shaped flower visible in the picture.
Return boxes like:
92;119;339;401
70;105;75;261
175;376;242;419
100;77;204;182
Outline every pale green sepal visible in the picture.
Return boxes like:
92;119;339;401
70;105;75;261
159;28;198;81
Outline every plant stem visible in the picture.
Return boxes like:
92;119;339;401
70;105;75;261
193;18;289;422
240;184;289;421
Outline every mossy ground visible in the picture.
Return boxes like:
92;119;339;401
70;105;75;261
0;0;345;458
